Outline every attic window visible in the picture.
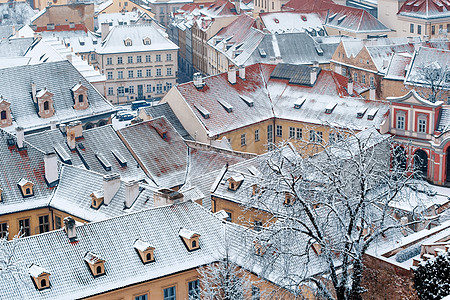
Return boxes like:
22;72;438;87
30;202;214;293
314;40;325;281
254;239;271;256
294;97;306;109
252;184;261;196
29;264;50;290
367;108;378;120
356;107;367;118
217;99;233;113
179;228;200;251
301;15;307;21
227;175;244;191
84;252;106;277
78;37;85;46
239;95;254;107
111;149;127;167
96;152;112;171
90;190;104;209
18;178;34;198
274;18;279;23
133;239;155;264
195;104;210;119
284;191;296;206
325;103;337;114
328;13;337;20
143;37;151;45
337;15;346;24
124;38;132;46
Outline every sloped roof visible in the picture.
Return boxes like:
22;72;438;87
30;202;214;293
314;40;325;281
366;43;416;73
398;0;450;19
25;125;148;181
0;60;115;134
0;37;34;56
97;24;178;54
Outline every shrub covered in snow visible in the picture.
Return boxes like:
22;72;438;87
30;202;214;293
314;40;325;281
413;250;450;300
396;244;421;263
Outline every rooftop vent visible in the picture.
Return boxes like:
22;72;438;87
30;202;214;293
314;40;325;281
195;104;210;119
325;103;337;114
53;144;71;164
95;152;112;171
337;15;346;24
111;149;127;167
84;252;106;277
367;108;378;120
239;94;254;107
227;174;244;191
134;239;155;264
294;97;306;109
314;44;324;56
217;99;233;113
328;13;337;21
356;107;367;118
179;228;200;251
29;264;50;290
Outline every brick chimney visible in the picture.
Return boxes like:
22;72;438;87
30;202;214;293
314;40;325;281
228;67;236;84
124;180;140;208
15;126;24;149
103;173;121;205
64;216;77;242
44;152;59;186
66;121;82;150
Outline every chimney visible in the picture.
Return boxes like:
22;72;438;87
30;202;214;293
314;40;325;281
347;78;354;96
103;173;121;205
235;0;240;14
50;120;57;130
44;152;59;186
66;54;72;62
369;85;376;100
228;67;236;84
101;22;110;41
66;121;82;150
124;180;140;208
31;82;37;103
193;72;204;89
310;68;318;85
238;66;245;80
64;216;77;242
15;126;24;149
153;188;184;207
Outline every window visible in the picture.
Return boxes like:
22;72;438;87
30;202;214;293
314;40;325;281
418;25;421;35
137;70;142;78
1;110;6;120
362;74;366;84
188;280;200;299
342;68;346;76
39;215;49;234
160;7;164;13
167;68;172;76
107;71;113;80
147;84;152;93
255;129;260;142
136;55;142;63
135;295;148;300
118;86;125;95
146;55;151;62
128;56;133;64
118;71;124;79
241;134;246;146
353;72;358;82
287;127;294;139
254;221;263;232
156;83;163;94
309;130;316;142
276;125;282;137
43;101;49;111
166;53;172;61
129;86;135;94
418;116;427;133
128;70;134;78
117;57;123;64
317;131;323;142
90;53;96;61
397;113;405;130
252;286;261;300
55;216;62;229
146;69;151;77
410;23;414;33
329;133;336;144
225;211;232;222
370;76;374;87
18;219;30;236
163;286;176;300
0;223;7;238
166;82;172;90
448;24;450;34
296;128;302;140
106;57;112;65
108;87;114;95
156;54;161;62
156;68;162;76
432;25;435;35
267;125;273;144
78;95;84;103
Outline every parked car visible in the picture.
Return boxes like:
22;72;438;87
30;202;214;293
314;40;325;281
117;111;134;121
131;100;150;110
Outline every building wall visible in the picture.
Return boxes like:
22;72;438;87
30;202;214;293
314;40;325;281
253;0;290;14
32;3;95;31
98;0;154;18
148;2;185;27
395;15;450;38
98;49;178;104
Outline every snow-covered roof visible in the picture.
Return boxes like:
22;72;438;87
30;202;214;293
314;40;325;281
133;239;154;251
28;264;49;277
179;227;199;239
398;0;450;20
260;11;325;35
84;252;105;264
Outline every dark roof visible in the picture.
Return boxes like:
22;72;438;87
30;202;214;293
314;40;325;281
270;63;321;86
141;103;192;140
25;125;148;181
0;60;115;133
0;37;34;56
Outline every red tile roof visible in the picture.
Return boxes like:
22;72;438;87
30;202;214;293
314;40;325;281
398;0;450;19
34;24;88;33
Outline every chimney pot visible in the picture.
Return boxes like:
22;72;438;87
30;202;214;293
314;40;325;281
15;126;24;149
64;216;77;242
103;173;121;205
44;152;59;186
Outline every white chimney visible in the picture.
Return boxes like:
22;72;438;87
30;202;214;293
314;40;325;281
31;82;37;103
64;217;77;242
310;68;318;85
50;120;57;130
193;72;204;89
124;180;140;208
369;86;376;100
238;66;245;80
235;0;240;14
101;22;110;41
348;79;354;96
44;152;59;185
15;126;24;149
103;173;121;205
228;67;236;84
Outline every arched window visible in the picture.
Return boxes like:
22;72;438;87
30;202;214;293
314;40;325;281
40;279;47;287
0;110;6;120
25;188;30;195
78;94;84;103
96;266;102;274
146;253;152;261
192;240;197;248
97;120;107;127
44;101;49;111
413;149;428;179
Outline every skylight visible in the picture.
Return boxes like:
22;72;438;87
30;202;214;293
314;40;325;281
217;99;233;113
367;108;378;120
195;104;210;119
294;97;306;109
325;103;337;114
239;95;254;107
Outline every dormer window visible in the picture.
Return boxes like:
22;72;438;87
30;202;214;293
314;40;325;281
227;175;244;191
36;88;55;118
143;37;151;45
84;252;106;277
71;83;89;110
90;190;104;209
254;239;271;256
124;38;132;46
179;228;200;251
134;239;155;264
284;191;296;206
29;264;50;290
0;97;12;127
18;178;34;198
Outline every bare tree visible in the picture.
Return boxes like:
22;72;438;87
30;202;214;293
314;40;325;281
238;128;428;300
410;62;449;103
0;231;26;280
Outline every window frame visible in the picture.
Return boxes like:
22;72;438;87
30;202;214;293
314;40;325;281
255;129;260;142
276;125;282;137
240;133;246;146
163;286;176;300
38;215;50;234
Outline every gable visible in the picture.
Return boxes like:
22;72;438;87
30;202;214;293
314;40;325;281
387;90;443;107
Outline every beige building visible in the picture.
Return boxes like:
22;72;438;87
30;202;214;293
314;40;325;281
97;23;178;104
96;0;154;18
31;3;95;32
